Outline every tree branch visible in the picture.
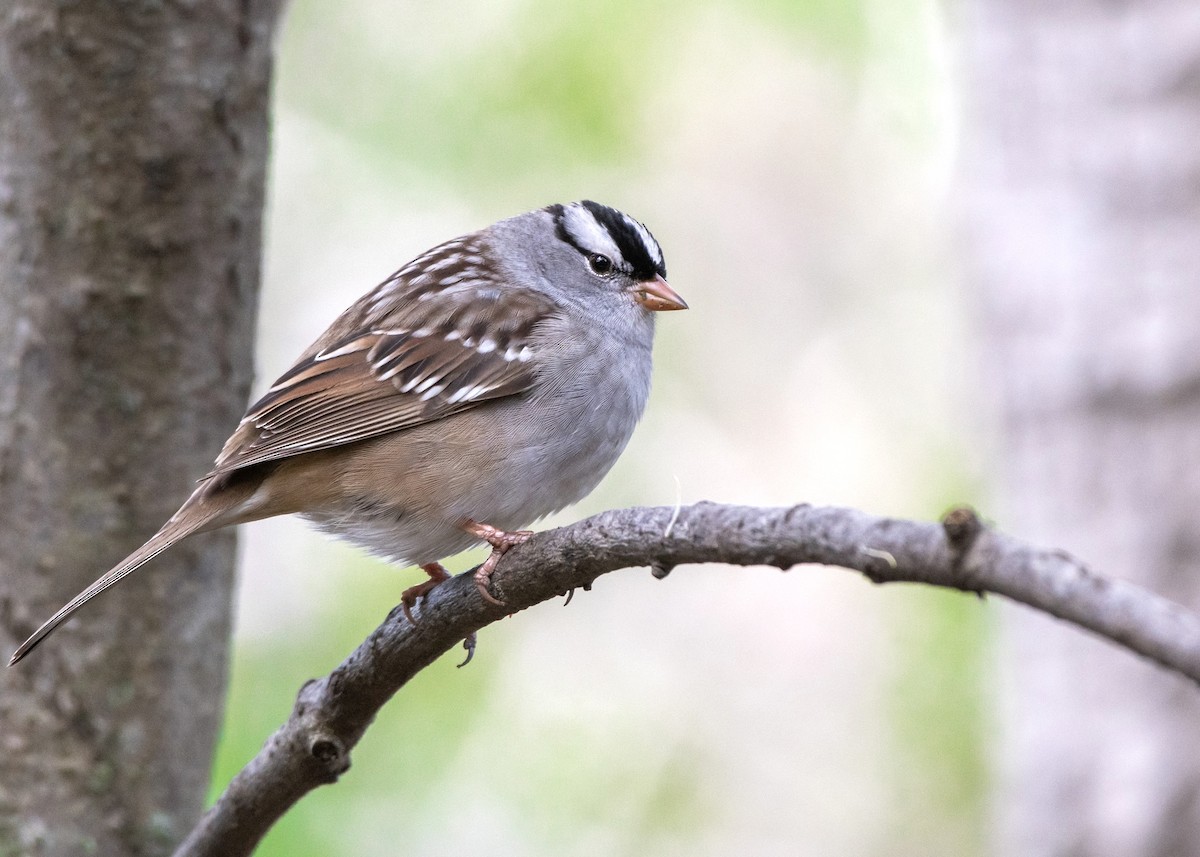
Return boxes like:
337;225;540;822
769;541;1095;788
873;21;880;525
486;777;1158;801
174;501;1200;856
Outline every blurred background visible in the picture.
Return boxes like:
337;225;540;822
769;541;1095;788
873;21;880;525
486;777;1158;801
209;0;1200;854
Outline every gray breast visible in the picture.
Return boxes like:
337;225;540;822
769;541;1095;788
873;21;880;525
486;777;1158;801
477;326;653;528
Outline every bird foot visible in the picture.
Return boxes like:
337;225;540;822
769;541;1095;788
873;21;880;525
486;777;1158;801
463;521;533;606
400;561;451;624
458;633;477;668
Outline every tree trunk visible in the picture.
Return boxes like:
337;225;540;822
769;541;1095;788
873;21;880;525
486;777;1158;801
961;1;1200;855
0;3;279;854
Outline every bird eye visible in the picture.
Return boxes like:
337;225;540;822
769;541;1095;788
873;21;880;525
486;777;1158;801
587;254;613;276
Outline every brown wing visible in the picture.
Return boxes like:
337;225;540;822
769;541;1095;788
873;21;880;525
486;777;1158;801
208;233;559;477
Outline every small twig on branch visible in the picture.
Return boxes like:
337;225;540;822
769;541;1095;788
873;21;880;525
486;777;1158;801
173;501;1200;857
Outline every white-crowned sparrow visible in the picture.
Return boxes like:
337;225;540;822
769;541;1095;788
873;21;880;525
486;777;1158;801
10;201;686;664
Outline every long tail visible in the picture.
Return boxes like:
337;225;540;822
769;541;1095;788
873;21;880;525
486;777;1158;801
9;503;218;666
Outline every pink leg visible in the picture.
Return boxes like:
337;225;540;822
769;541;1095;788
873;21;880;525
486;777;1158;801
400;561;451;624
463;520;533;606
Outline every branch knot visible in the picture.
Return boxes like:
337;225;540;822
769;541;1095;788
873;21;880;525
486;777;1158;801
308;734;349;780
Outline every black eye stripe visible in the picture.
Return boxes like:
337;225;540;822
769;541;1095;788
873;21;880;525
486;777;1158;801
579;200;665;281
549;201;667;281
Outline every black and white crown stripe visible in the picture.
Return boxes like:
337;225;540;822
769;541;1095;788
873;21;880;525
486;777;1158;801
550;200;666;282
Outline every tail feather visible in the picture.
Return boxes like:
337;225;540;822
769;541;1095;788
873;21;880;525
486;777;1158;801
9;509;214;666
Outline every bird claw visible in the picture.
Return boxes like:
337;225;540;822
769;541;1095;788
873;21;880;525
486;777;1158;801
399;562;451;624
464;521;533;606
458;633;477;668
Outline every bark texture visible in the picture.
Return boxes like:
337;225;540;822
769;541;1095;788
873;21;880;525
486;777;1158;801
177;502;1200;857
961;2;1200;854
0;3;279;855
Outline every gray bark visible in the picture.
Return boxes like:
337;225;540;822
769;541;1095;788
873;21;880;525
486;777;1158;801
0;3;279;855
960;1;1200;854
179;502;1200;856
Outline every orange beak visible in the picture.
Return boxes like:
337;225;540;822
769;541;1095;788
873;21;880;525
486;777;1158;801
631;275;688;312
